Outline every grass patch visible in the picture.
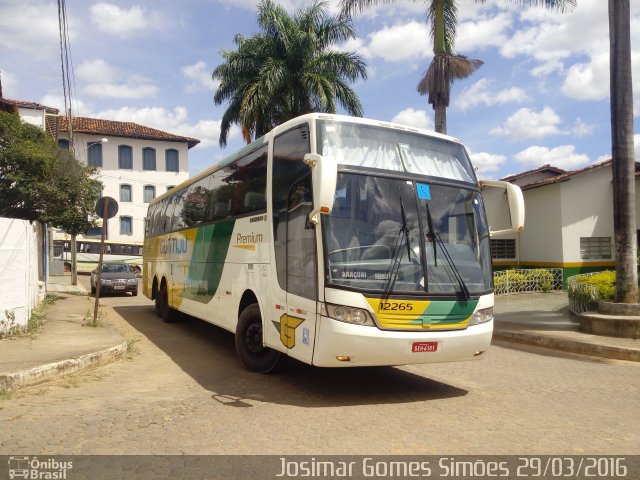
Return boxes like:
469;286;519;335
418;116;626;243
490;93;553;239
0;388;12;401
0;295;58;340
83;306;105;328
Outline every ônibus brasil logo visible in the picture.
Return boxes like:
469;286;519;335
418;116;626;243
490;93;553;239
8;456;73;479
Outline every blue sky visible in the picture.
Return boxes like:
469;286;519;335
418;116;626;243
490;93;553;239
1;0;638;179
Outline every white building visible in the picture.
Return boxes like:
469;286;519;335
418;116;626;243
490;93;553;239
57;116;199;244
495;160;640;284
11;100;200;245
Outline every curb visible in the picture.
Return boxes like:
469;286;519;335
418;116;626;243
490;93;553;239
493;330;640;362
0;341;128;392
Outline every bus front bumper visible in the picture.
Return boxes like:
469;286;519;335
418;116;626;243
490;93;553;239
311;316;493;367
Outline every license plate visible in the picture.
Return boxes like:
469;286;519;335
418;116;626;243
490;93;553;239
113;286;125;290
412;341;438;353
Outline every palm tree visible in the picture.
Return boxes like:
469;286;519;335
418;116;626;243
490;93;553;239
213;0;367;147
609;0;637;303
339;0;576;135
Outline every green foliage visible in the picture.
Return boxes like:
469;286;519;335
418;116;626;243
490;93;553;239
213;0;367;146
494;270;526;293
0;111;101;232
525;268;554;292
575;271;616;300
0;295;57;340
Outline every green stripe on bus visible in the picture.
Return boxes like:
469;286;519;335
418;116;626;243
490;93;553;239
182;220;236;303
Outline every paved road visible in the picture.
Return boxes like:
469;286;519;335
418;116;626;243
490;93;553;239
1;289;638;455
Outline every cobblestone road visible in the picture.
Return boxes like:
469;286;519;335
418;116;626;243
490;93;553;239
1;293;638;455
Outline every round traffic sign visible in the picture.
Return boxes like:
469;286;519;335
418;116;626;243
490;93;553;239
95;196;119;219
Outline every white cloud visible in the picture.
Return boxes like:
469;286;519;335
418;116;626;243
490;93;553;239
562;52;609;101
500;0;609;76
76;59;118;84
468;151;507;179
90;3;161;37
76;59;159;99
514;145;590;170
391;108;434;131
455;78;529;111
0;0;60;59
366;22;429;62
491;107;566;140
456;12;512;52
182;61;219;93
571;118;595;138
0;70;19;98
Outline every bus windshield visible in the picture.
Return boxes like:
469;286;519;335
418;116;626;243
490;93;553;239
323;173;493;295
318;120;476;183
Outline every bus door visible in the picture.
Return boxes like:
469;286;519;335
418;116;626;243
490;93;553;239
280;174;318;365
268;123;317;365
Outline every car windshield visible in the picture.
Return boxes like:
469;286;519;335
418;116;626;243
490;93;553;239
102;263;129;273
322;173;492;295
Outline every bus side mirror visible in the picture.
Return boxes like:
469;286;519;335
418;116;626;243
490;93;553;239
304;153;337;225
479;179;525;235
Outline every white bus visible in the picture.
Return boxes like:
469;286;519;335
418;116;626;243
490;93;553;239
143;114;523;372
54;239;143;274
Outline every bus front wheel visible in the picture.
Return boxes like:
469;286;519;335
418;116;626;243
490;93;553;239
235;304;282;373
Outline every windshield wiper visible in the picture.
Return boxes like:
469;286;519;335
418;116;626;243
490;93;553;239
424;203;470;300
382;197;411;301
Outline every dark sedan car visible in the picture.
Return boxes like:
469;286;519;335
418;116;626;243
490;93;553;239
90;262;138;296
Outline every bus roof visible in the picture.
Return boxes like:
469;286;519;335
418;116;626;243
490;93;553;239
149;113;464;206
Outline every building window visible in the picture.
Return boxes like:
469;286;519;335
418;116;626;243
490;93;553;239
580;237;612;259
144;185;156;203
143;147;156;171
166;149;179;172
58;139;70;149
491;239;516;259
120;184;132;202
87;143;103;167
120;216;133;235
118;145;133;169
85;227;101;237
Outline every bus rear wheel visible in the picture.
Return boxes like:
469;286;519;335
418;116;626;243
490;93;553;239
159;283;178;323
235;304;282;373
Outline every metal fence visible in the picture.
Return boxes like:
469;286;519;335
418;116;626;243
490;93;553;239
493;268;564;295
567;272;601;313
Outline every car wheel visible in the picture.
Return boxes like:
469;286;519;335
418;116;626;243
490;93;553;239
235;303;282;373
132;289;138;296
91;285;96;295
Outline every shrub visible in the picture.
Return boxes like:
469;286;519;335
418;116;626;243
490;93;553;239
494;270;526;293
575;270;616;300
524;269;554;292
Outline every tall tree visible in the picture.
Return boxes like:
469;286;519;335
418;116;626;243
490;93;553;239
609;0;637;303
339;0;576;134
213;0;367;146
0;111;100;232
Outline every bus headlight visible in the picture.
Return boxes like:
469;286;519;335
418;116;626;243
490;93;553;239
469;307;493;326
326;303;375;326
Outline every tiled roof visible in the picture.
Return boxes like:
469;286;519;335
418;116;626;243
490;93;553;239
5;98;59;113
500;164;566;183
502;159;640;190
59;116;200;149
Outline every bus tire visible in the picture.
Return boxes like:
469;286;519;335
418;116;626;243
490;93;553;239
159;283;179;323
235;304;282;373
